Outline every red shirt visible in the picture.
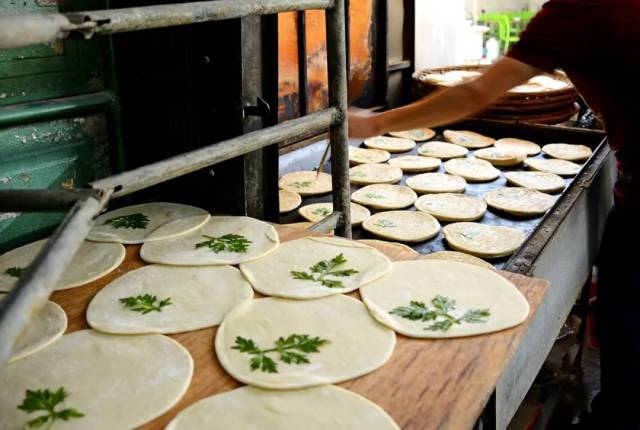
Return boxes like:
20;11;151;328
508;0;640;206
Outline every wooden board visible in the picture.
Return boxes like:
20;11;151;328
49;226;548;430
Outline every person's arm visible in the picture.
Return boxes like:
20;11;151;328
348;57;541;138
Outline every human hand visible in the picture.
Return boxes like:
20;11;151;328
347;107;383;139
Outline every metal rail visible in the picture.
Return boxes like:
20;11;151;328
0;190;102;213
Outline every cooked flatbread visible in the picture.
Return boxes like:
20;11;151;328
542;143;593;161
526;158;581;176
417;141;469;159
349;146;391;164
494;138;541;156
388;128;436;142
279;189;302;213
421;251;494;270
351;184;417;210
415;193;487;222
444;158;501;182
474;147;526;167
363;136;416;153
388;155;441;172
443;130;495;148
279;171;333;196
484;187;555;216
298;202;370;225
443;222;525;258
350;163;403;185
362;211;441;242
406;172;466;194
505;171;566;193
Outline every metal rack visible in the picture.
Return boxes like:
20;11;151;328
0;0;352;367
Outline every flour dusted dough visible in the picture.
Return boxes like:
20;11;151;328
415;193;486;222
279;171;333;196
443;222;525;258
349;146;391;164
474;147;526;167
418;141;469;159
542;143;593;161
0;330;193;430
526;158;581;176
505;171;566;193
484;187;555;216
298;202;370;225
406;172;467;194
388;128;435;142
239;236;391;299
0;240;125;292
444;158;501;182
87;265;252;334
364;136;416;153
279;189;302;213
167;385;399;430
363;211;441;242
215;295;395;389
351;184;417;210
421;251;494;270
350;163;403;185
494;138;541;156
140;216;279;265
388;155;441;172
443;130;495;149
88;202;210;244
360;260;529;338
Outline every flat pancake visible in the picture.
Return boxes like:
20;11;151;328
421;250;494;270
443;130;495;149
388;155;441;172
444;158;501;182
494;138;541;156
484;187;555;217
415;193;487;222
351;184;417;210
298;202;370;225
362;211;441;242
406;172;467;194
526;158;581;176
388;128;436;142
474;147;526;167
505;171;566;193
349;146;391;164
542;143;593;161
417;141;469;159
443;222;525;258
279;189;302;213
363;136;416;153
349;163;403;185
279;171;333;196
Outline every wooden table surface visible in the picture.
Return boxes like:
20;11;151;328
50;225;549;430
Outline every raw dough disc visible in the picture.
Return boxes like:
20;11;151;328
363;136;416;153
0;240;125;292
494;138;541;156
443;130;495;149
473;147;526;167
298;202;370;225
0;294;67;363
140;216;279;266
166;385;400;430
417;141;468;159
388;155;441;172
279;189;302;213
279;171;333;196
349;163;403;185
357;239;420;259
406;173;467;194
421;251;494;270
349;146;391;164
484;187;555;216
88;202;210;244
415;193;487;222
505;171;566;193
362;211;441;242
388;128;435;142
215;295;396;389
444;158;501;182
542;143;593;161
360;260;529;338
526;158;581;176
351;184;417;210
87;265;253;334
239;236;391;299
0;330;193;430
443;222;525;258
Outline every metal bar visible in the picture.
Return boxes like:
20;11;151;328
92;107;338;198
296;10;308;117
325;0;352;237
0;196;104;367
307;211;341;234
0;189;102;213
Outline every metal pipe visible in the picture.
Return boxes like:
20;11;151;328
92;107;338;198
325;0;352;237
0;196;104;367
307;211;341;234
0;189;102;213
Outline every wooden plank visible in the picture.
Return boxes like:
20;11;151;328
49;226;548;430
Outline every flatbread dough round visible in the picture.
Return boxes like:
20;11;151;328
0;295;67;363
363;136;416;153
473;147;526;167
357;239;419;259
388;155;441;172
406;172;466;194
421;251;494;270
526;158;581;176
505;171;566;193
388;128;435;142
494;138;541;156
87;265;253;334
542;143;592;161
349;146;391;164
166;385;400;430
279;189;302;213
362;211;441;242
443;130;495;149
239;236;391;299
0;240;125;292
415;193;487;222
215;295;396;389
417;141;468;159
140;216;279;266
484;187;555;216
279;171;333;196
443;222;525;258
360;260;529;338
0;330;193;430
351;184;417;210
88;202;210;244
444;158;501;182
297;202;370;225
350;163;403;185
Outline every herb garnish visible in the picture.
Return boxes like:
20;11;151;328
390;296;490;332
365;192;385;199
232;334;329;373
374;219;396;228
289;181;312;189
119;294;172;314
291;253;359;288
18;387;84;429
5;266;24;278
351;171;367;178
103;213;150;229
311;207;331;217
458;231;480;241
195;234;251;253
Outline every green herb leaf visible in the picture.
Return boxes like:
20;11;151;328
5;266;24;278
365;192;385;199
390;295;490;332
119;294;172;314
290;253;359;289
103;213;149;229
461;308;491;323
18;388;84;429
195;234;252;253
351;171;367;178
289;181;312;189
233;334;329;373
374;219;396;228
311;207;331;217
